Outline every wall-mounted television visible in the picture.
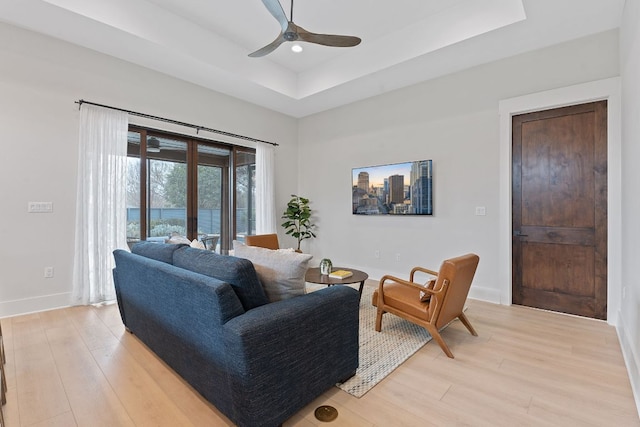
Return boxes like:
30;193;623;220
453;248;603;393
352;159;433;215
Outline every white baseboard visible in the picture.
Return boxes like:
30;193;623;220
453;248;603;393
468;285;501;304
617;309;640;419
0;292;71;318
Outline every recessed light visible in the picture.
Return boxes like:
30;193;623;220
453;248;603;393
291;44;303;53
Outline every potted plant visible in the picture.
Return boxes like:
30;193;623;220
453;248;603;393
281;194;316;252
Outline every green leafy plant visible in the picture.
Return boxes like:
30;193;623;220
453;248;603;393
281;194;316;251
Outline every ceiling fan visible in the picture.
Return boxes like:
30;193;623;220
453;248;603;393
249;0;362;58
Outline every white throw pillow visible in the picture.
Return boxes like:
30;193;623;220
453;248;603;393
233;241;312;302
166;234;191;245
190;239;206;249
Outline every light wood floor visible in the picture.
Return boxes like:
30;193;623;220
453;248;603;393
2;282;638;426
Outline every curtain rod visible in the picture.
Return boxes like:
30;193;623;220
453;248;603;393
74;99;279;147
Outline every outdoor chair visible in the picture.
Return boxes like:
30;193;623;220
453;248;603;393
201;235;219;251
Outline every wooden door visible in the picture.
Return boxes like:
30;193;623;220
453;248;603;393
512;101;607;319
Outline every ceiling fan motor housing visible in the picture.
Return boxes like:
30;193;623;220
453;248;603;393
284;32;298;41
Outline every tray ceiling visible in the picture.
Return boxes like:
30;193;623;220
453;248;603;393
0;0;625;117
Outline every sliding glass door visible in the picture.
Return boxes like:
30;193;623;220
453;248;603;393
126;127;254;253
147;136;188;241
196;143;228;252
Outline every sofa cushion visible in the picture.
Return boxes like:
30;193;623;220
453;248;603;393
173;246;269;310
131;241;187;264
233;241;313;302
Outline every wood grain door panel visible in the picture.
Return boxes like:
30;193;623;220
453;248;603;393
522;243;595;296
512;101;607;319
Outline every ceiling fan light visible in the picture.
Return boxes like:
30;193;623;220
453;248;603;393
291;44;303;53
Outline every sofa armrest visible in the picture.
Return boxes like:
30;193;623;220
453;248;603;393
113;250;246;334
222;285;359;426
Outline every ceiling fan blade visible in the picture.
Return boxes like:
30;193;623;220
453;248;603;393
297;27;361;48
260;0;289;32
248;33;286;57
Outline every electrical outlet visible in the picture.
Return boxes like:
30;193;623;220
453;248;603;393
475;206;486;216
44;267;54;278
374;250;380;259
395;253;400;262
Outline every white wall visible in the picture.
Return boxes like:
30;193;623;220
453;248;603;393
0;13;637;414
298;30;620;304
619;0;640;414
1;12;637;413
0;23;298;317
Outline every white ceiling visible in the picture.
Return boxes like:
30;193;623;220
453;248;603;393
0;0;625;117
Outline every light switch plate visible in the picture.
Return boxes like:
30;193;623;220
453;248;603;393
28;202;53;213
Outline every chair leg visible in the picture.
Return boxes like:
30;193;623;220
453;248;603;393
0;323;4;365
0;337;5;397
426;324;454;359
1;356;5;394
1;363;5;405
375;308;384;332
458;313;478;336
0;322;5;423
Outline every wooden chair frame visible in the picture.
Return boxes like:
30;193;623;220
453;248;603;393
375;254;479;358
244;233;279;250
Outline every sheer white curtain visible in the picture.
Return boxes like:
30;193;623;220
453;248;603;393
255;144;277;233
71;104;129;305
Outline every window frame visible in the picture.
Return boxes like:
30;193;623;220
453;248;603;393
127;125;255;253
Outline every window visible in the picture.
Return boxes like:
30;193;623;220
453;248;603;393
126;127;256;253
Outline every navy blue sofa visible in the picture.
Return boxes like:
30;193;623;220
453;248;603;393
112;242;359;427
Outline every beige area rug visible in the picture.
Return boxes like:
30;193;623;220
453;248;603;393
307;283;432;398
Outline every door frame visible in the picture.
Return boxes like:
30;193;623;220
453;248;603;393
498;77;621;326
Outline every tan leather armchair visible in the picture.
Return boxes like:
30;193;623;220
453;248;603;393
244;233;280;250
373;253;479;358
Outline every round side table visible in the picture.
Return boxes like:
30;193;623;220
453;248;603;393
305;267;368;300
